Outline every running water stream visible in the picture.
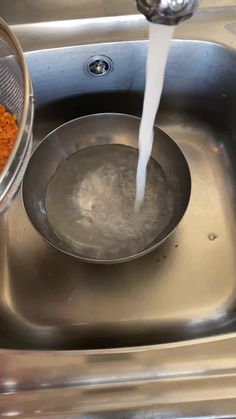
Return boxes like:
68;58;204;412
135;23;175;210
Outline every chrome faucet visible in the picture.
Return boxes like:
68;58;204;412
136;0;199;25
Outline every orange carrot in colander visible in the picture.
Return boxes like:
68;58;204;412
0;104;19;172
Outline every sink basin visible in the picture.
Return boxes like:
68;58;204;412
0;39;236;350
1;3;236;416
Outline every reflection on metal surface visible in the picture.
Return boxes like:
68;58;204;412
136;0;199;25
0;40;234;351
0;0;235;25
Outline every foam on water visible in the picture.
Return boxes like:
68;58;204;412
135;23;175;209
46;145;174;259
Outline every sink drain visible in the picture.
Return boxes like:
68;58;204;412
86;55;113;77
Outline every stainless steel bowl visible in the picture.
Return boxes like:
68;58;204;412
22;113;191;264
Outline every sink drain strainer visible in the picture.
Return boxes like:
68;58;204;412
86;55;113;77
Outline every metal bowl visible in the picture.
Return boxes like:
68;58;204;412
22;113;191;264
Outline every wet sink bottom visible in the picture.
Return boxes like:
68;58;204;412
0;40;236;349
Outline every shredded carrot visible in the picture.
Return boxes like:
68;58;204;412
0;104;19;172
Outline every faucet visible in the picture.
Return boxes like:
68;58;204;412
136;0;199;25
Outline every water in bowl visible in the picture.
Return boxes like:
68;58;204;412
45;144;174;260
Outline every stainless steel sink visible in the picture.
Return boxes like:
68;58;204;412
1;39;236;351
1;1;236;417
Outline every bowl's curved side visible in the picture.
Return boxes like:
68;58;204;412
22;113;191;264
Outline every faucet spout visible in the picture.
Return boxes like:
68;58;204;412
136;0;199;25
